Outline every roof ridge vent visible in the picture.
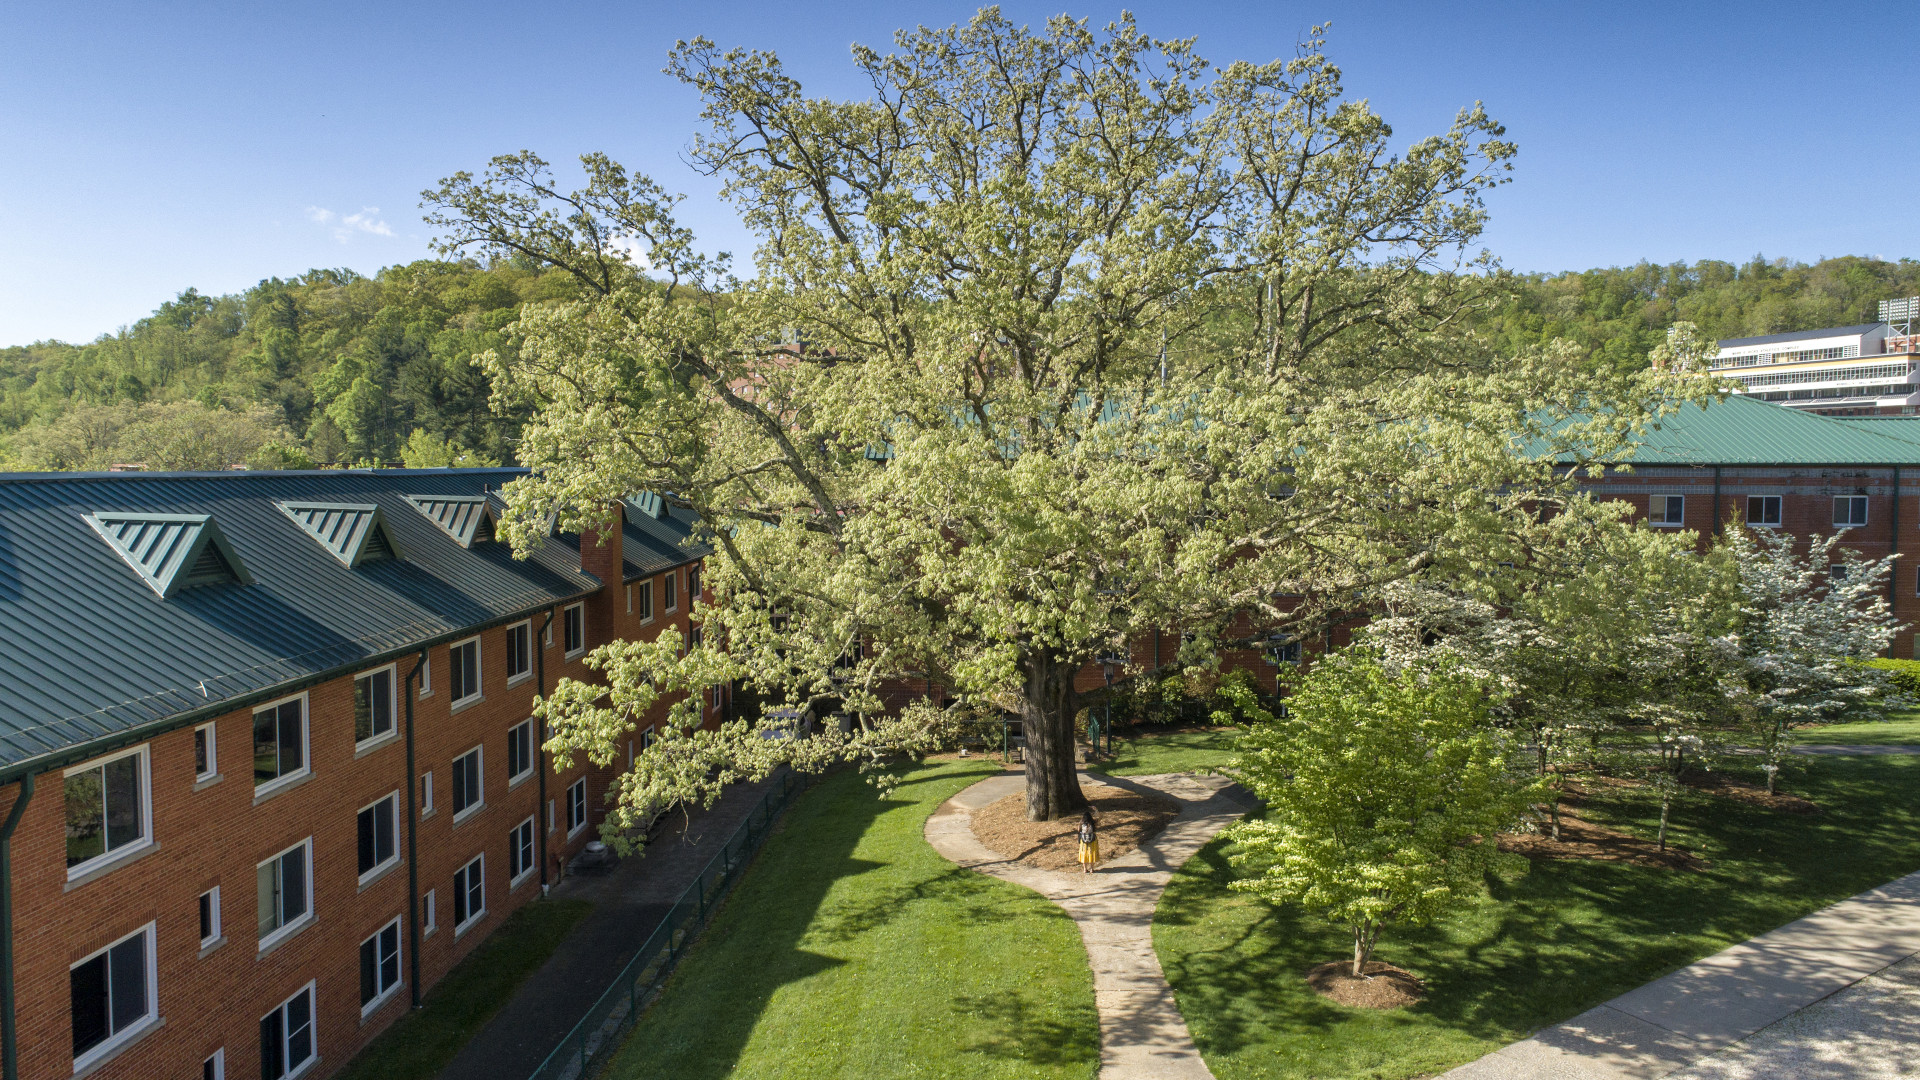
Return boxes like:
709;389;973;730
85;511;253;598
276;501;404;567
406;494;497;548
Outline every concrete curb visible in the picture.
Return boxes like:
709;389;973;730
924;769;1254;1080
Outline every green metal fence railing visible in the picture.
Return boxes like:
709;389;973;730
527;768;808;1080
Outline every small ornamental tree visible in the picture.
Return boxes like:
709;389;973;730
1223;648;1537;978
1727;529;1899;794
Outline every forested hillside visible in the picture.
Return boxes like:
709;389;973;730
2;254;1916;471
0;260;588;469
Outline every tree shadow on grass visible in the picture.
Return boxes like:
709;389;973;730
810;863;1017;944
952;991;1101;1068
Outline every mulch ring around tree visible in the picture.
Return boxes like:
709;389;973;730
971;780;1181;872
1499;798;1709;871
1305;961;1425;1009
1680;770;1821;814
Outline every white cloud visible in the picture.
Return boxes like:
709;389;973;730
606;233;652;271
305;205;394;243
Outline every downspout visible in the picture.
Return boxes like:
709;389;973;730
1712;466;1723;536
404;650;425;1009
537;609;554;892
1;775;35;1080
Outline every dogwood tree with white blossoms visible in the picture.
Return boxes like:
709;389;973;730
1726;528;1899;794
423;11;1707;832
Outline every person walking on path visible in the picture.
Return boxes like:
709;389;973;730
1077;806;1101;873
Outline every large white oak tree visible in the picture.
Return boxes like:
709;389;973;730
423;10;1693;825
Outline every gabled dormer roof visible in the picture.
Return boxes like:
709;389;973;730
276;502;403;567
83;511;252;598
405;494;496;548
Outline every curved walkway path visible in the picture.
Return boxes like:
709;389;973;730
924;770;1256;1080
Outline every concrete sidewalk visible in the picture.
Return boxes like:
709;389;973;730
924;770;1258;1080
1442;868;1920;1080
438;773;782;1080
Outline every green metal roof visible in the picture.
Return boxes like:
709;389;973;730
276;502;401;567
1829;416;1920;446
1590;395;1920;466
406;494;496;547
83;512;253;597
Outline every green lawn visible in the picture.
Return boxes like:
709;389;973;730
334;898;592;1080
1154;755;1920;1080
604;760;1099;1080
1802;711;1920;745
1091;727;1242;777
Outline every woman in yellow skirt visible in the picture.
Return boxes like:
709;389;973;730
1077;807;1100;873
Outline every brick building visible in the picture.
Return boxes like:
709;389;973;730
0;468;713;1080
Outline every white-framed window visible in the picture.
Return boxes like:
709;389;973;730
203;1048;225;1080
1834;495;1868;528
252;694;310;793
354;665;396;746
687;565;701;603
506;720;535;786
506;620;532;684
452;747;484;820
566;777;587;836
359;918;402;1014
64;745;151;880
259;982;315;1080
193;722;218;782
449;637;482;707
69;922;157;1071
543;616;553;648
357;793;399;881
563;603;585;658
636;580;654;623
509;816;536;885
664;571;678;613
546;798;555;833
640;725;657;751
1747;495;1782;527
1832;562;1851;582
1265;636;1301;665
419;655;433;698
453;855;486;932
1650;494;1685;526
423;889;437;935
626;583;634;614
420;771;434;816
256;839;313;950
198;886;222;947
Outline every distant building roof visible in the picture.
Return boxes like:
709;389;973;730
1717;324;1885;349
0;467;708;780
1566;394;1920;466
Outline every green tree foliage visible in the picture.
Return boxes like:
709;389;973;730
435;11;1702;825
1223;649;1538;977
0;262;576;467
1486;256;1920;376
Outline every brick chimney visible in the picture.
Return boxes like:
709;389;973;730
579;502;626;645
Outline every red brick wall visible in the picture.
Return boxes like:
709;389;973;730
1;557;710;1079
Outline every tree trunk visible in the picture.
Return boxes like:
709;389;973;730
1351;924;1376;977
1021;652;1088;822
1657;792;1671;852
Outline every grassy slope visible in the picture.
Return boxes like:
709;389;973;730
1154;755;1920;1080
605;761;1099;1080
1803;712;1920;745
1090;728;1243;777
333;899;593;1080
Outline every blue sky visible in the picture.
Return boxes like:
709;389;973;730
3;0;1914;346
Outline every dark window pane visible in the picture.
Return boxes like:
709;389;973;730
354;678;373;742
64;770;105;868
261;1007;284;1079
277;702;303;774
286;989;311;1067
372;670;392;735
381;923;399;988
107;934;145;1034
254;709;279;783
70;953;108;1056
103;755;141;852
200;893;213;940
376;799;394;864
281;848;307;923
358;807;376;875
194;728;210;776
360;937;378;1005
